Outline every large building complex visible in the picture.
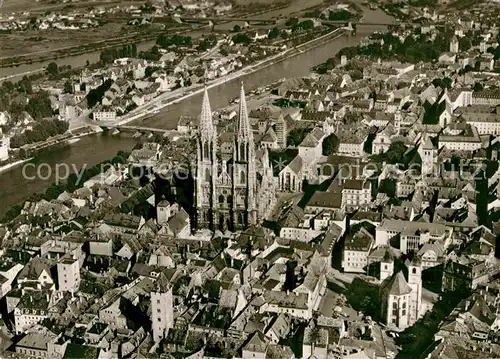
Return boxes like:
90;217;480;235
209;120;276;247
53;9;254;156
195;83;276;231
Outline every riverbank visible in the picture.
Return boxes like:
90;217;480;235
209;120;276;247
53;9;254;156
3;27;345;160
0;0;395;215
0;2;291;71
0;158;33;175
112;27;345;127
0;25;197;70
0;0;331;81
16;125;102;158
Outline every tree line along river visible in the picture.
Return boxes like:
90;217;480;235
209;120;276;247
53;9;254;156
0;3;394;216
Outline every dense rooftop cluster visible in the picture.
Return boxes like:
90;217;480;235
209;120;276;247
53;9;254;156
0;1;500;359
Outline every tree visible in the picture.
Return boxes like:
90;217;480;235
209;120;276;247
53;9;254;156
315;57;337;74
309;324;320;351
268;27;280;39
286;17;299;27
322;133;339;156
329;9;353;21
293;20;314;31
494;46;500;60
283;261;297;291
232;24;241;33
156;34;192;48
145;66;157;78
63;80;73;94
350;69;363;80
459;37;471;52
472;82;484;92
47;62;58;77
385;141;407;164
10;118;68;148
0;93;8;112
197;35;217;51
45;183;65;200
232;33;251;45
18;76;33;94
86;79;113;108
26;91;53;120
140;1;155;12
432;77;452;89
2;205;22;223
378;179;397;198
287;128;310;147
2;81;14;92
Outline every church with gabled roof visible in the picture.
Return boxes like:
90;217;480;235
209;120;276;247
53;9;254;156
195;83;277;231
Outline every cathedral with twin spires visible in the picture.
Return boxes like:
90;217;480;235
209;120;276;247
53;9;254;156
195;83;277;231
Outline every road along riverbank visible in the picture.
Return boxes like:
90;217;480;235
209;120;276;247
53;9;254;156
112;27;346;127
0;1;394;215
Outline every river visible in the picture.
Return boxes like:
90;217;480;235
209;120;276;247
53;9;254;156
0;0;326;80
0;3;394;216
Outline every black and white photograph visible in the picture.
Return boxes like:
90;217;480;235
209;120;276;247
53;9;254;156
0;0;499;358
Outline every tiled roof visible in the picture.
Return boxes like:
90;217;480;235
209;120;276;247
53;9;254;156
344;227;374;251
18;257;51;281
307;191;342;209
243;331;269;353
285;155;303;175
381;271;412;296
264;291;308;309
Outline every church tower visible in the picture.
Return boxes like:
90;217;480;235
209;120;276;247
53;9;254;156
195;82;271;232
233;83;257;229
450;36;459;53
275;114;287;149
418;131;436;176
394;110;402;135
195;86;218;229
380;249;394;282
407;258;422;325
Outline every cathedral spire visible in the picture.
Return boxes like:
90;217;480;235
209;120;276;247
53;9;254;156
237;82;252;141
200;85;214;139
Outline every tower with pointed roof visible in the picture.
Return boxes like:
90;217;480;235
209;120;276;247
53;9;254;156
418;131;436;176
195;83;274;232
151;272;173;342
380;271;412;330
380;249;394;282
232;82;258;229
195;85;218;229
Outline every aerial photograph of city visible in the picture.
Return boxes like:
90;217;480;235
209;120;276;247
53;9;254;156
0;0;499;357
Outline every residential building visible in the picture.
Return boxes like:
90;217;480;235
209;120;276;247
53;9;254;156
0;134;10;161
92;110;116;121
14;291;51;334
342;227;374;273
